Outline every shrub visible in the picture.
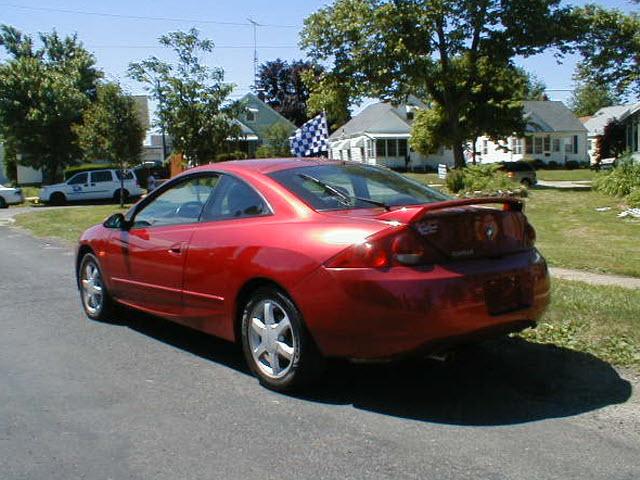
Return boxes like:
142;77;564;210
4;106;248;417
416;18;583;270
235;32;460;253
445;164;518;196
525;159;545;170
565;160;580;169
445;168;465;193
547;161;559;169
215;151;248;161
626;189;640;208
593;155;640;198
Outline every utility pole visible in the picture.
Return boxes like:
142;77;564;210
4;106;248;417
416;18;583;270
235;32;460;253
247;18;261;91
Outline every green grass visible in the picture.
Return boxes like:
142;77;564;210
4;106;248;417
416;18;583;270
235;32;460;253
404;172;443;185
19;186;41;198
522;279;640;369
536;169;596;182
525;188;640;277
13;205;131;243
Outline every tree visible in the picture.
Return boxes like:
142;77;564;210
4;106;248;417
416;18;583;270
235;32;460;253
74;82;145;206
256;59;322;126
0;25;102;183
301;0;583;168
128;29;243;166
260;122;295;157
575;5;640;97
521;69;548;100
569;78;621;117
301;69;352;132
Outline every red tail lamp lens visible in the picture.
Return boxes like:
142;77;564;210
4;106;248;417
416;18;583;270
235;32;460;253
391;231;426;265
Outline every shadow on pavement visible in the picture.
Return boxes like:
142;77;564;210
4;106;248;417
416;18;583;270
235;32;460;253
110;308;632;427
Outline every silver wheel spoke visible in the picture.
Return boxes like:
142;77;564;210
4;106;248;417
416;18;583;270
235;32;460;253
263;302;275;325
277;342;294;361
269;351;281;375
274;316;291;336
251;317;266;335
253;342;267;359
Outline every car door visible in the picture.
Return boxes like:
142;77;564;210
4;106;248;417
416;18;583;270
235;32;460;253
105;174;220;318
181;174;272;338
65;173;90;201
88;170;114;200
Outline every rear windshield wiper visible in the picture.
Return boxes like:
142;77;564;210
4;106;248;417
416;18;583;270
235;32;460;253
298;174;390;211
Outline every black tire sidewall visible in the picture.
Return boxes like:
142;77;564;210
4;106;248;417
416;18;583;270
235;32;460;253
241;287;321;391
51;192;65;205
0;196;7;208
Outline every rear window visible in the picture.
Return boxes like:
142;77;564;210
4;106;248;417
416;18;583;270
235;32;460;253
268;164;449;211
115;170;135;180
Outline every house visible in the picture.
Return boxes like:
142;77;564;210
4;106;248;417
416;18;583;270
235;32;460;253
474;101;589;165
230;92;296;157
328;97;454;170
583;104;638;163
621;104;640;162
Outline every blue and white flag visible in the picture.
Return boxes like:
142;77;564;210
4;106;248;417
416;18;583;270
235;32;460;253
290;113;329;157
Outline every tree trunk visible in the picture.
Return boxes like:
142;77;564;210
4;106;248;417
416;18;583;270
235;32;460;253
452;143;466;169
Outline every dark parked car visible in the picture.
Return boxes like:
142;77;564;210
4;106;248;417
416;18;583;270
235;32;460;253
498;162;537;187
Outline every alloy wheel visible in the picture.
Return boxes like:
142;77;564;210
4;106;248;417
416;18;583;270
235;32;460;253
81;261;104;316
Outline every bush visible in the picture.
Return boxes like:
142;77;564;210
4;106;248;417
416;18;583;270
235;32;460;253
593;155;640;198
565;160;580;169
215;151;248;161
445;164;519;196
524;159;545;170
626;189;640;208
547;161;559;169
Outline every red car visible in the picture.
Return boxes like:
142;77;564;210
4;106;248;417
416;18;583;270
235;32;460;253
76;159;550;391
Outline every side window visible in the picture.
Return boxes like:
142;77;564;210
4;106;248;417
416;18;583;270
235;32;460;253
202;176;269;221
132;175;219;228
68;173;88;185
115;170;134;181
91;171;113;183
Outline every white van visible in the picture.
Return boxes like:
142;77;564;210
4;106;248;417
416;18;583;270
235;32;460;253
39;169;143;204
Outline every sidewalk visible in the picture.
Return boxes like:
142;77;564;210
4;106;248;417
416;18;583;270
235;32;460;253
550;267;640;289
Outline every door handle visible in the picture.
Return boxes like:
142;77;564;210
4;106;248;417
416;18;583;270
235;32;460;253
168;242;184;255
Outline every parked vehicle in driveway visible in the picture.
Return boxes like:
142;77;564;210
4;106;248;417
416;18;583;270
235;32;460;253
498;161;538;187
40;169;143;204
0;184;24;208
76;159;550;391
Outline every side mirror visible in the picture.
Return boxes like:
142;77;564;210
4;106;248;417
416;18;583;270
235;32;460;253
103;213;130;230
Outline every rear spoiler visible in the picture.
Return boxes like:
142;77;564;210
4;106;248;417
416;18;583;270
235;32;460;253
378;197;523;224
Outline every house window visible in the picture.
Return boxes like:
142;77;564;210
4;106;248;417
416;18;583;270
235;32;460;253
366;140;374;159
387;139;398;157
534;137;543;154
511;138;523;155
574;135;579;154
376;139;387;157
246;110;257;122
553;138;561;152
627;124;634;150
482;139;488;155
398;139;408;157
406;111;414;121
543;135;551;152
525;137;533;154
565;137;574;153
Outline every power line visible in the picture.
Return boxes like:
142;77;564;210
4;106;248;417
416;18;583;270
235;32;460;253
0;3;300;28
89;45;299;49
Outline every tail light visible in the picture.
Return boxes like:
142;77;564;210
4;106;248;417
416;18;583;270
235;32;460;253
507;172;515;178
325;226;441;268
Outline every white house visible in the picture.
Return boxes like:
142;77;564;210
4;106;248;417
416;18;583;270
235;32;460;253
474;101;589;165
621;104;640;162
328;97;454;170
583;104;640;163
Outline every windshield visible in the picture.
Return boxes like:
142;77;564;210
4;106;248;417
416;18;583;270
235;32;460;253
269;163;449;211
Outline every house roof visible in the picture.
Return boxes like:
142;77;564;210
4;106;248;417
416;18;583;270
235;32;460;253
523;101;587;133
584;103;640;136
329;103;411;140
237;92;296;130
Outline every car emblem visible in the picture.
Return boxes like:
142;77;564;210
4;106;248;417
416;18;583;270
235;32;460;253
485;225;496;240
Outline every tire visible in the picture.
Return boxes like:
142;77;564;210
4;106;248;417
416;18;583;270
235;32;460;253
521;178;532;188
78;253;115;322
113;189;129;203
241;287;324;391
0;196;7;209
50;192;66;205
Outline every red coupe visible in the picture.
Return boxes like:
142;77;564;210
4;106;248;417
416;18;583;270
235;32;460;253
76;159;550;390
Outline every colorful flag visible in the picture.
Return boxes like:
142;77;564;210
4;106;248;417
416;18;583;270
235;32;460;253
290;113;329;157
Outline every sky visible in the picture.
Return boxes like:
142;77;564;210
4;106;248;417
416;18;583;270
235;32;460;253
1;0;638;115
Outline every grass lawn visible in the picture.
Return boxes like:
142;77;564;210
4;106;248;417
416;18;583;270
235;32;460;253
536;169;596;182
13;204;130;243
19;186;42;198
522;279;640;369
525;188;640;277
404;172;443;185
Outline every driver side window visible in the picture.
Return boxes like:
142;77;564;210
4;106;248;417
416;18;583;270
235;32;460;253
132;175;219;228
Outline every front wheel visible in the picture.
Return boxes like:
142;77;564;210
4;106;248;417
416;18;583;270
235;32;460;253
78;253;114;321
241;287;324;391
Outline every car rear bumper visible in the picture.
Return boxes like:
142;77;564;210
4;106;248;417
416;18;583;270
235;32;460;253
292;249;550;359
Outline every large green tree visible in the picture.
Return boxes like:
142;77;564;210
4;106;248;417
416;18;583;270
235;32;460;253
0;25;102;183
74;82;145;206
128;29;243;166
301;0;583;167
569;78;621;117
575;5;640;97
256;59;323;126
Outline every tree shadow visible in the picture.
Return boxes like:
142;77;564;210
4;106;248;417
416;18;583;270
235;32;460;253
107;308;632;427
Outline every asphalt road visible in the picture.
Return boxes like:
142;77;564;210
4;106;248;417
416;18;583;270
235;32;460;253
1;225;639;480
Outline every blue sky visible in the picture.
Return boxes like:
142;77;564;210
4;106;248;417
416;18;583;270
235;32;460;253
1;0;637;111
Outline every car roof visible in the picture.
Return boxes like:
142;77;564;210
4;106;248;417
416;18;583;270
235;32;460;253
187;158;344;175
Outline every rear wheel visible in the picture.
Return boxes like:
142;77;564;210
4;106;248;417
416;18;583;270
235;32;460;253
78;253;114;322
0;196;6;209
241;287;324;391
50;192;66;205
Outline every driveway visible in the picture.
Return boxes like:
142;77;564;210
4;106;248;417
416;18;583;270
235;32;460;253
1;225;639;480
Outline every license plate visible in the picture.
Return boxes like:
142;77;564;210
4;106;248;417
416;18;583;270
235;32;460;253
484;274;531;315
